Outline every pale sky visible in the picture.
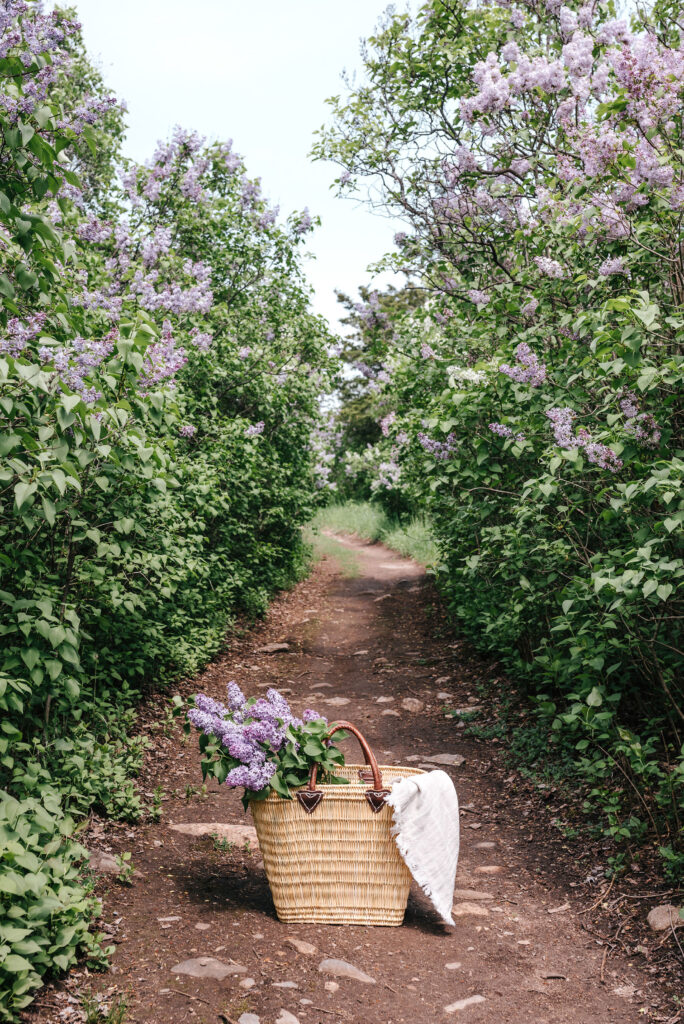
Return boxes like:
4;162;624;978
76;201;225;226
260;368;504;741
68;0;406;335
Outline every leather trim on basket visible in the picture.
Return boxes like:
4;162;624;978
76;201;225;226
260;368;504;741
358;768;374;783
297;790;323;814
365;789;390;813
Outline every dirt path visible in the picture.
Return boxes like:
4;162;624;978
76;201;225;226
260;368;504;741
30;537;680;1024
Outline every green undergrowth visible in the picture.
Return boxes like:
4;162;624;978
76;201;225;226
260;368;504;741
445;677;684;883
312;501;438;566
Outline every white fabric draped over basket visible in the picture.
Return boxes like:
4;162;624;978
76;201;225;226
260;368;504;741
386;769;460;926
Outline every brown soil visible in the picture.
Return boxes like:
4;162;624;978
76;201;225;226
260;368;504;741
27;536;683;1024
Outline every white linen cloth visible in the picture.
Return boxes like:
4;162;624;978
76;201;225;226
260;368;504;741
385;769;459;925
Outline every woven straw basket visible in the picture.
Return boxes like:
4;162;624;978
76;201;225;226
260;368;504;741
250;721;424;926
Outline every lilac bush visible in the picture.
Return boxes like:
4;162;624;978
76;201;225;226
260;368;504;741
315;0;684;875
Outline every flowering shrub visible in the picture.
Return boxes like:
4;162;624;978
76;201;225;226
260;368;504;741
316;0;684;876
188;684;345;804
0;5;332;1015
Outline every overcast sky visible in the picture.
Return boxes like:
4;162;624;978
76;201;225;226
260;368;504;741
68;0;405;334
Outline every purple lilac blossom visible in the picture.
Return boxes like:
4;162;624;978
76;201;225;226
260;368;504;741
489;422;525;441
534;256;565;278
598;256;630;278
625;412;661;448
380;412;396;437
620;393;639;419
244;421;265;438
546;408;623;471
294;208;313;234
179;424;196;438
189;685;324;792
417;432;458;460
421;341;436;359
499;342;546;386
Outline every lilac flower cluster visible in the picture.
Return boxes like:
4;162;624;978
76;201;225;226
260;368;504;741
179;424;197;438
40;328;118;404
534;256;565;279
354;291;390;333
499;342;546;387
546;408;623;471
619;393;639;420
294;208;313;234
0;313;47;358
489;422;525;442
188;683;324;792
380;412;396;437
582;441;623;472
467;288;490;306
309;412;343;492
371;458;401;491
417;431;458;460
598;256;630;278
621;395;661;448
521;297;539;318
244;421;265;438
546;407;581;448
0;4;122;134
421;341;436;359
138;321;187;392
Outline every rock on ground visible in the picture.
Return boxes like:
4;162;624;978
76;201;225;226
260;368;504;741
401;698;424;712
647;904;683;931
275;1012;300;1024
88;849;120;874
169;957;246;980
286;937;317;955
238;1015;260;1024
168;821;258;844
452;901;490;917
445;994;486;1013
318;958;376;984
426;753;465;767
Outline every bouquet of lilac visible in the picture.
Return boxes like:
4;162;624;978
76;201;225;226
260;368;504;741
187;681;346;804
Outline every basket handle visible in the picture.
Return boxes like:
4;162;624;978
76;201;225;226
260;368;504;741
296;720;389;815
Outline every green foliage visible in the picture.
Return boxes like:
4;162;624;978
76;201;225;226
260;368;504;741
317;0;684;876
0;7;333;1018
0;788;108;1021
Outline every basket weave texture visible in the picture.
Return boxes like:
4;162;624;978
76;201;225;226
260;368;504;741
251;762;425;926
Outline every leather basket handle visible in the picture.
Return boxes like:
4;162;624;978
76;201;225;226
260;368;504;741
297;720;389;814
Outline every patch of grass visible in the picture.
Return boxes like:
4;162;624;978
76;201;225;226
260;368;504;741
311;501;439;566
82;991;128;1024
382;518;439;565
313;501;387;541
306;530;361;577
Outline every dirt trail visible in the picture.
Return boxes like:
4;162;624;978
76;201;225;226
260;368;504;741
31;537;678;1024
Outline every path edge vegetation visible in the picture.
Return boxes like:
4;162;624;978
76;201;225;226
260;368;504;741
312;0;684;892
0;7;329;1020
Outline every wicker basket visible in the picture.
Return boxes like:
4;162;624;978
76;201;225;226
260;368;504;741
250;721;424;926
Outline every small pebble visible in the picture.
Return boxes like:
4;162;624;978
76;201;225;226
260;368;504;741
445;995;486;1013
